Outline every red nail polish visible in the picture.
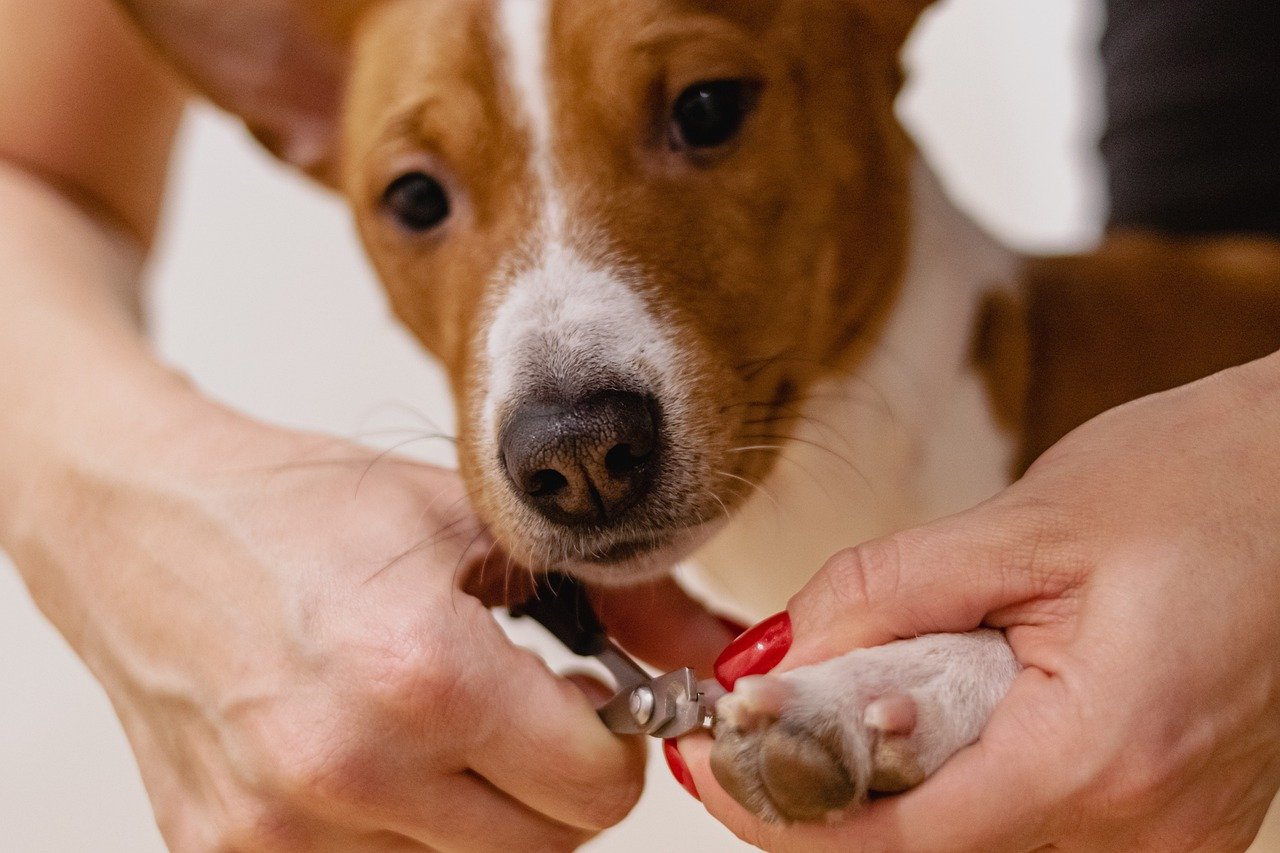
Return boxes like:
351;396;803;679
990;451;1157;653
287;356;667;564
663;739;699;801
717;616;750;638
714;611;792;691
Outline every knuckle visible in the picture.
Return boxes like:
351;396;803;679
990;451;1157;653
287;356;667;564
995;494;1090;595
818;539;903;613
361;627;468;720
1061;741;1184;833
255;725;381;812
1091;759;1177;820
216;800;307;852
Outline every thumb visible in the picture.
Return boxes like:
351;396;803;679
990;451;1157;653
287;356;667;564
784;494;1078;668
591;577;742;677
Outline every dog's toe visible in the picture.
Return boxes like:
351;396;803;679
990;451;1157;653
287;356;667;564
709;674;865;823
705;631;1019;823
864;692;926;792
757;725;857;821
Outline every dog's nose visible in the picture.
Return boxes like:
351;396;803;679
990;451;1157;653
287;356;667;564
500;391;660;526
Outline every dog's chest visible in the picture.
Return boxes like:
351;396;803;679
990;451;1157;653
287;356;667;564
691;164;1020;616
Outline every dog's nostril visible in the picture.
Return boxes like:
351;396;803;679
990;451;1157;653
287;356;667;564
499;390;661;527
527;468;569;497
605;442;650;476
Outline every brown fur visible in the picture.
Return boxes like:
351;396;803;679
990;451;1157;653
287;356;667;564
111;0;1280;573
105;0;1280;828
971;287;1030;447
990;233;1280;473
333;0;922;570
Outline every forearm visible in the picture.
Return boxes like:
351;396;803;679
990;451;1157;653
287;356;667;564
0;161;217;625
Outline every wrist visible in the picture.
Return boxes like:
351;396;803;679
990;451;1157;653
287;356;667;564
0;361;292;660
0;356;250;559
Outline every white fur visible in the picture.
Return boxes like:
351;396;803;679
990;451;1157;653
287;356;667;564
495;0;563;239
692;160;1019;616
483;0;698;575
714;630;1020;822
486;0;683;447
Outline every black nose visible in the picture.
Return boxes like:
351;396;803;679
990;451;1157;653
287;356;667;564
500;391;660;526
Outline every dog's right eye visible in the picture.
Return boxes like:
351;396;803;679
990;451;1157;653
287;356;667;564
382;172;451;232
670;79;760;151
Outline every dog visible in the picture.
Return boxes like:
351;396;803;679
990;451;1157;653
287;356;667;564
116;0;1280;828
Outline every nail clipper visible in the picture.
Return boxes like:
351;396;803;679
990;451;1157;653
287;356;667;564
509;573;722;738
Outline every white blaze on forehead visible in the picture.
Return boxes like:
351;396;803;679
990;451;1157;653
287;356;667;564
486;0;684;444
495;0;564;240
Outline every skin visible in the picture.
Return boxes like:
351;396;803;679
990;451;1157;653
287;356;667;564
681;351;1280;851
12;0;1278;848
0;0;736;849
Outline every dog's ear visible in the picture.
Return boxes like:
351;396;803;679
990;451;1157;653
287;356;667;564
115;0;373;182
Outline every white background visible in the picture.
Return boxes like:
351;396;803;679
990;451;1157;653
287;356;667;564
5;1;1264;851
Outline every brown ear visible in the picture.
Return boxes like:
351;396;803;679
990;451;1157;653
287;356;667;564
115;0;373;181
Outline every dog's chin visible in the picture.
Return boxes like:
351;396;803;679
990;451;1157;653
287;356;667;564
533;519;724;587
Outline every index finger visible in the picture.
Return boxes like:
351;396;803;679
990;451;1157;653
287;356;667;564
465;639;648;832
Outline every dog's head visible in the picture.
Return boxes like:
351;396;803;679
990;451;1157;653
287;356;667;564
122;0;936;582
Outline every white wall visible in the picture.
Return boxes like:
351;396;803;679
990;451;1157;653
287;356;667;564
0;1;1109;850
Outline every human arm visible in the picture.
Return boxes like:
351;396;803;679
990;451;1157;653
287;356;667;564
0;1;735;849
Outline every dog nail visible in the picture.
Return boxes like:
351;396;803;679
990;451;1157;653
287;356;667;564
717;675;790;730
863;693;917;735
663;739;700;801
714;611;792;690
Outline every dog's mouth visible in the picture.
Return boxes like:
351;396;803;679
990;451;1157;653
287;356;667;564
541;517;724;584
480;392;789;583
582;537;660;564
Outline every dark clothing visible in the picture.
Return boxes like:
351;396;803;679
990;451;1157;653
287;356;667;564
1101;0;1280;236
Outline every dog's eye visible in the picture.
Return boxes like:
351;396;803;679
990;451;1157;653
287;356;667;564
670;79;759;150
382;172;451;232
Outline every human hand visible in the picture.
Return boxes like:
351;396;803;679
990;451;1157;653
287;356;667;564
679;353;1280;851
6;399;733;851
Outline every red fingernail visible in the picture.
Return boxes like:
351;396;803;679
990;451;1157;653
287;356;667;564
663;739;699;801
714;611;792;691
717;616;750;638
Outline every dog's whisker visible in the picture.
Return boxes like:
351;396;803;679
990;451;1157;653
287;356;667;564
344;425;458;441
360;488;478;586
714;468;782;517
727;443;834;494
452;533;503;614
448;525;493;600
704;487;734;528
736;432;858;471
356;400;457;435
354;435;452;496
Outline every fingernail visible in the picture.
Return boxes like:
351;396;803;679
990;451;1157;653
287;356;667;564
714;611;792;691
663;739;699;801
717;616;750;638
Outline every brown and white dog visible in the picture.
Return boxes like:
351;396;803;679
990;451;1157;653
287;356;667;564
117;0;1280;827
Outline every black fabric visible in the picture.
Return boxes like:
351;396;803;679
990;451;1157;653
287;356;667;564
1101;0;1280;236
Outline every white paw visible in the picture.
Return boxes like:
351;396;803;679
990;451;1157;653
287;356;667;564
709;630;1018;823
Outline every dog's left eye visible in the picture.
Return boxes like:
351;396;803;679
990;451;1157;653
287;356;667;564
670;79;760;151
382;172;451;232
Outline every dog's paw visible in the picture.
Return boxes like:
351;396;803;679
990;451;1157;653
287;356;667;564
708;629;1018;823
